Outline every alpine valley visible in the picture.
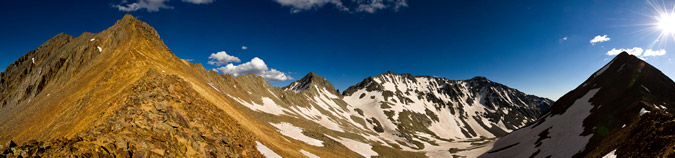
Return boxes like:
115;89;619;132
0;15;672;158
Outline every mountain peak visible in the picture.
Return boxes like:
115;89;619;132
376;71;415;80
283;72;336;93
113;14;138;27
122;14;136;21
108;14;161;41
469;76;488;81
306;72;320;77
484;50;675;157
617;51;631;58
114;14;142;26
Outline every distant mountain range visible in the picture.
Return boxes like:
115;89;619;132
1;14;671;158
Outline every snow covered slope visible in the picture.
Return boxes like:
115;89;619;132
481;52;675;158
340;72;552;153
218;71;553;157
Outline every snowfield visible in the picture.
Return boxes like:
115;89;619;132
256;141;281;158
299;149;319;158
602;149;617;158
270;122;324;147
326;135;378;158
227;72;550;157
229;95;289;116
594;59;614;78
481;89;601;158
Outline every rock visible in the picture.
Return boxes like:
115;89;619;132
8;141;15;148
150;149;165;156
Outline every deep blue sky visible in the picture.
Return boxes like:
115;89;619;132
1;0;674;100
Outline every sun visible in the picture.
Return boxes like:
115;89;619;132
657;13;675;34
644;0;675;47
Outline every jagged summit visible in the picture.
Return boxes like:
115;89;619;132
122;14;137;21
103;14;162;44
113;14;142;27
482;51;675;157
377;71;415;80
283;72;336;93
469;76;488;81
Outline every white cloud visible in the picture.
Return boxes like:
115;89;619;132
274;0;407;13
590;35;610;45
242;46;248;50
606;47;666;59
274;0;345;13
114;0;173;12
182;0;213;4
217;57;293;81
115;0;213;12
607;47;643;56
562;37;568;40
643;49;667;56
356;1;386;13
393;0;408;11
208;51;241;66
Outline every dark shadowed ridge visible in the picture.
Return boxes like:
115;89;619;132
482;52;675;157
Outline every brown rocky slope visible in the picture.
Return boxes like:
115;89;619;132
0;14;340;157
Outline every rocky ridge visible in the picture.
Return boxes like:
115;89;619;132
481;52;675;158
0;15;554;158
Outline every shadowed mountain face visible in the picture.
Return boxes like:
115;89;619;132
0;15;553;158
481;52;675;158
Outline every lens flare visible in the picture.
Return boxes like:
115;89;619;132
645;0;675;47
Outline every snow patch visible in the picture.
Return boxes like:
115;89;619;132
602;149;617;158
97;46;102;52
270;122;323;147
287;105;344;132
255;141;281;158
267;89;279;99
208;83;221;93
299;149;319;158
90;38;95;41
286;81;309;93
482;88;601;158
31;58;35;64
326;135;377;157
594;60;614;78
659;105;668;110
229;96;288;116
617;64;625;72
640;108;650;116
641;85;650;93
